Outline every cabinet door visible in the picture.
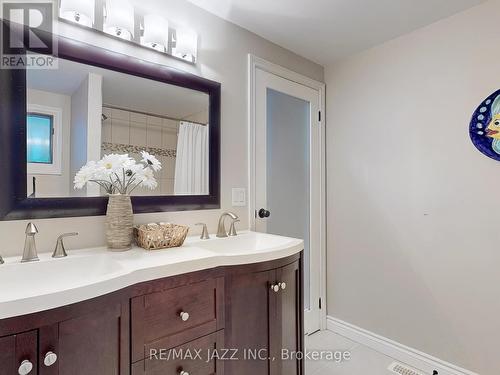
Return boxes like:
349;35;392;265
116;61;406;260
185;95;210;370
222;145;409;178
0;330;38;375
225;269;275;375
39;303;128;375
276;260;302;375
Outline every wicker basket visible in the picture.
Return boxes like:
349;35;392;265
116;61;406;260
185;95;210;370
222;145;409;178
134;222;189;250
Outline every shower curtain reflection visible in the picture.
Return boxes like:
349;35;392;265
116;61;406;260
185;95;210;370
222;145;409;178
174;121;209;195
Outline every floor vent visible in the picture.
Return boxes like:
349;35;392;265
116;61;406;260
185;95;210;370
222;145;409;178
388;362;426;375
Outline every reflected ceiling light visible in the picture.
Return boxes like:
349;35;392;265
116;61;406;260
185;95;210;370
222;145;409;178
141;15;169;52
174;29;197;62
59;0;95;27
104;0;134;41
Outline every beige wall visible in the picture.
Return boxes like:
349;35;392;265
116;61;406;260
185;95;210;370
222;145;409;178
0;0;323;257
325;1;500;373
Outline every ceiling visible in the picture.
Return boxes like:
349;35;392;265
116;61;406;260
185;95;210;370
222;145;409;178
28;58;208;121
186;0;485;65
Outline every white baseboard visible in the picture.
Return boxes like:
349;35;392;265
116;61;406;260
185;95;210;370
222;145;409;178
326;316;478;375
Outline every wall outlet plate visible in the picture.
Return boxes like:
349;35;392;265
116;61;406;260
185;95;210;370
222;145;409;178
232;188;246;207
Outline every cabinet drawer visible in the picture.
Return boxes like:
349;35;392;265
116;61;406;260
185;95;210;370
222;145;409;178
132;277;224;362
131;331;224;375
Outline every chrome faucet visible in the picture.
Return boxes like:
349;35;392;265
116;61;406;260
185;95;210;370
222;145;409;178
52;232;79;258
216;212;239;238
21;223;39;262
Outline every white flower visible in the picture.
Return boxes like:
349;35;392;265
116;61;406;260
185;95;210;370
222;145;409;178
136;167;158;190
73;153;161;194
141;151;162;172
74;161;98;189
98;154;132;175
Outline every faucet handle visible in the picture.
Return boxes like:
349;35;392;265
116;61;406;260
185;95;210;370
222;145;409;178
21;222;39;263
52;232;78;258
195;223;210;240
228;219;240;237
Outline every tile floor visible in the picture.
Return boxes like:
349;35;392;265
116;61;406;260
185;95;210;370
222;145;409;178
305;330;394;374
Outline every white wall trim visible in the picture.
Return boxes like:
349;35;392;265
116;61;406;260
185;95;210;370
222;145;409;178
326;316;478;375
248;54;327;331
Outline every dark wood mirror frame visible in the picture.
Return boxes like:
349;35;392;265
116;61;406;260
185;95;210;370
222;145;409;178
0;22;220;220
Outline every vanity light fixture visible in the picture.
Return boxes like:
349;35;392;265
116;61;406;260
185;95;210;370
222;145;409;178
59;0;95;27
58;0;198;64
103;0;135;41
173;28;198;63
141;14;169;52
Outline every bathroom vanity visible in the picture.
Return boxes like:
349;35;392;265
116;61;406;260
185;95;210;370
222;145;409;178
0;232;304;375
0;25;304;375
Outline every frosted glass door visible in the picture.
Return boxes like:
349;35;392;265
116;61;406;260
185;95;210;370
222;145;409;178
254;68;322;334
266;89;311;310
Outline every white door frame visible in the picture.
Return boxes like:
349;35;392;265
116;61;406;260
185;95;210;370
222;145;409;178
248;54;327;331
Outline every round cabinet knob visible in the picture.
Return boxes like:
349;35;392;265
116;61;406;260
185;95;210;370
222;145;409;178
280;282;287;290
179;311;190;321
179;370;190;375
271;284;280;293
18;360;33;375
44;351;58;367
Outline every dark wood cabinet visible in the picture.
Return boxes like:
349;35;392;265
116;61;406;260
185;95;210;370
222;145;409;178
0;331;38;375
225;258;303;375
0;253;302;375
276;260;302;375
131;277;224;363
38;303;126;375
225;269;274;375
0;293;129;375
131;331;225;375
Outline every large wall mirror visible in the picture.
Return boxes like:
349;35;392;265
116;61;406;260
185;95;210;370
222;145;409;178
27;58;210;198
0;26;220;220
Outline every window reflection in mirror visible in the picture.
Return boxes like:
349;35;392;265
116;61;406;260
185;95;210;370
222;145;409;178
26;58;209;198
27;113;54;164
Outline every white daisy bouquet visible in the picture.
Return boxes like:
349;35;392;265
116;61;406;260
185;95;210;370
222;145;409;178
74;151;162;195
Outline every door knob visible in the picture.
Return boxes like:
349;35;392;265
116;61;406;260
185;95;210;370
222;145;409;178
18;360;33;375
258;208;271;218
270;284;280;293
44;351;58;367
179;311;190;321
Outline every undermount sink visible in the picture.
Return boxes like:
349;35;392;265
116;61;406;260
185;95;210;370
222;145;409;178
0;254;124;302
193;231;303;255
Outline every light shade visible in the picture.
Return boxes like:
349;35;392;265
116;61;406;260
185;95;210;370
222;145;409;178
174;29;197;61
59;0;95;27
104;0;134;41
141;14;169;52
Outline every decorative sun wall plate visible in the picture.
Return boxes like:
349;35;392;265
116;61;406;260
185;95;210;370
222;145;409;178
470;89;500;161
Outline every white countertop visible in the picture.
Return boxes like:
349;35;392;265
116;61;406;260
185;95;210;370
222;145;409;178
0;231;303;319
